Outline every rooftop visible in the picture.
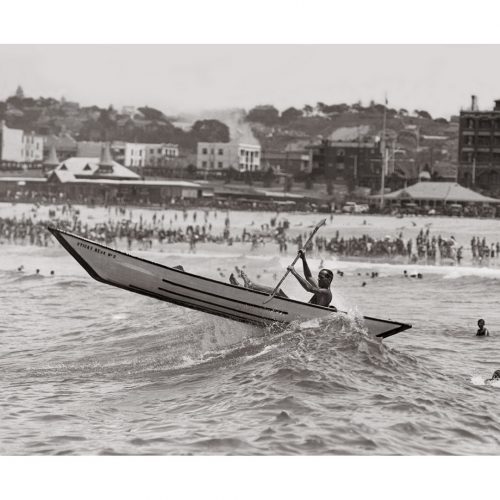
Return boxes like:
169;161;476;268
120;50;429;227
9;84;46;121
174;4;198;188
55;157;140;180
371;181;500;203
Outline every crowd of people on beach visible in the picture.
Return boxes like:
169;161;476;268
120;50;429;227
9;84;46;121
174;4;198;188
1;203;500;268
311;228;500;266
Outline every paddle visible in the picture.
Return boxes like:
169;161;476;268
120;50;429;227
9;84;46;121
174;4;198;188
263;218;326;304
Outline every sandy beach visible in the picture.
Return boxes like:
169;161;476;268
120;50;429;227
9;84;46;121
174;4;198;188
2;201;500;264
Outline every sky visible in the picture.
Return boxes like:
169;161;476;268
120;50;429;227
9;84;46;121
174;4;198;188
0;45;499;119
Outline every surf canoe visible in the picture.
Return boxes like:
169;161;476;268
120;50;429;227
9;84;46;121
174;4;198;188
48;227;411;339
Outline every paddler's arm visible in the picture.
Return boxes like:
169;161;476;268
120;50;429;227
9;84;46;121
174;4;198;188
287;266;319;294
298;250;317;287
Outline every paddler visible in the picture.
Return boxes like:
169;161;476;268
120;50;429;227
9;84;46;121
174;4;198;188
230;252;335;309
287;250;334;308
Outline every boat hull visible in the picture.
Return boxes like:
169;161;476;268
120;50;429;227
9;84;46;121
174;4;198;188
48;227;411;338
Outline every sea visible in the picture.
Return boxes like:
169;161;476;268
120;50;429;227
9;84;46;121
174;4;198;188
2;204;500;455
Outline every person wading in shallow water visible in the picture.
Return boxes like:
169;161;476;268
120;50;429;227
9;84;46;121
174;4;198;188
476;318;490;337
230;250;335;309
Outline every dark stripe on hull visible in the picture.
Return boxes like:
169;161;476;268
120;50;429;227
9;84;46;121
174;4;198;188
157;286;279;323
161;278;288;316
129;285;276;327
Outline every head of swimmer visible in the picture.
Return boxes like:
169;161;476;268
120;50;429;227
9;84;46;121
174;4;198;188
478;319;485;328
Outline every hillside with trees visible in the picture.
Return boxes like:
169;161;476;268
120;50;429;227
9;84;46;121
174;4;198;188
244;101;459;181
0;88;458;178
0;87;230;153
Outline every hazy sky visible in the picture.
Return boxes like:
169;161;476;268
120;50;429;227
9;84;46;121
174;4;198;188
0;45;498;118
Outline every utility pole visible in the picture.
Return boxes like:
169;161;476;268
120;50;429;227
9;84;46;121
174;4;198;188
353;153;358;186
380;94;388;210
472;154;476;186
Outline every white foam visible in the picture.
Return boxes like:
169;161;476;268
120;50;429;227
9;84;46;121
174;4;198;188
470;375;486;386
279;255;500;280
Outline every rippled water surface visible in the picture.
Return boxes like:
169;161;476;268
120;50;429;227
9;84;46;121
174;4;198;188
2;209;500;455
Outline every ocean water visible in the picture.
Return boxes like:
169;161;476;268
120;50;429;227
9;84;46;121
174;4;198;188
2;234;500;456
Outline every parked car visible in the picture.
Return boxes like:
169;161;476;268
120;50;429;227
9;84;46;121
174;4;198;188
342;202;369;213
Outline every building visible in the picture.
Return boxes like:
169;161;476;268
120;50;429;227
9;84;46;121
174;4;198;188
52;144;140;181
0;121;44;168
0;144;210;204
0;175;210;205
123;142;180;168
369;181;500;215
307;139;383;191
261;150;312;175
75;141;180;168
197;142;261;172
144;143;179;166
458;96;500;193
43;133;78;161
123;143;146;168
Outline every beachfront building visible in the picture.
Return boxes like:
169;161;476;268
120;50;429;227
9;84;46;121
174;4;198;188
0;121;44;169
458;96;500;194
0;175;210;206
51;144;140;181
369;181;500;216
0;144;211;204
261;150;312;175
307;138;383;191
197;142;261;172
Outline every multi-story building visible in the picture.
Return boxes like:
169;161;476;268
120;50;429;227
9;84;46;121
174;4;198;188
124;143;179;168
307;139;383;191
0;121;44;167
261;150;312;175
196;142;261;171
124;143;147;168
458;96;500;192
144;143;179;166
75;141;179;169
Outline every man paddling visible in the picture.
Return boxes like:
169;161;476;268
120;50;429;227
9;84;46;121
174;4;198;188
287;250;334;308
230;250;335;309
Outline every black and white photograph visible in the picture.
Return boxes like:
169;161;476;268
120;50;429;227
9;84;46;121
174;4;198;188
2;2;500;498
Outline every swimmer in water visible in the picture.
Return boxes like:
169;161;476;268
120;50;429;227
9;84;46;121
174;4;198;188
486;370;500;382
476;319;490;337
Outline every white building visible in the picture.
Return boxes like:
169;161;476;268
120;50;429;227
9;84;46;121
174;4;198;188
197;142;261;172
124;143;179;168
75;141;179;168
124;143;147;168
0;121;43;164
144;143;179;166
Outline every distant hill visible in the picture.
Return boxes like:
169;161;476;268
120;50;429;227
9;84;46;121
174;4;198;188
0;90;459;173
0;90;230;153
244;102;459;177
